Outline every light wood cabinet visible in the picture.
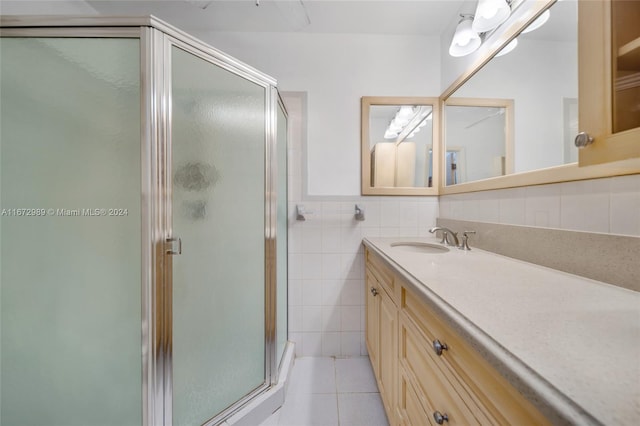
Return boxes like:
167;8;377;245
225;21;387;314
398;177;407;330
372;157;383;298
578;0;640;166
365;249;398;424
364;248;549;426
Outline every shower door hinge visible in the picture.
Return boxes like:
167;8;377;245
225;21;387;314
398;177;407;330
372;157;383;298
165;237;182;255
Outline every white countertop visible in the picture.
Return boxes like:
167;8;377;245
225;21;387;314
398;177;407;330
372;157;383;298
363;237;640;426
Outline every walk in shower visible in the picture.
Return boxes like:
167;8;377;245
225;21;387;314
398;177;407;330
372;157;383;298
0;16;289;426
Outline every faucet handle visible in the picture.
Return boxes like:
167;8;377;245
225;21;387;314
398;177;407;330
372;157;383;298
459;230;476;251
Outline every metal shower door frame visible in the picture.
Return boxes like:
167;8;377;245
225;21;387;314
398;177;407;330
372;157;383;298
0;16;281;426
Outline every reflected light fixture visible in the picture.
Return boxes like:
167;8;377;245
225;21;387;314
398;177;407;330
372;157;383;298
521;9;551;34
494;37;518;57
449;14;482;57
472;0;511;33
384;106;432;141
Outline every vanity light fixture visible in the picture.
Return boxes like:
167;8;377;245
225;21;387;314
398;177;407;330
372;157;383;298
521;9;550;34
472;0;512;33
494;37;518;57
449;14;482;57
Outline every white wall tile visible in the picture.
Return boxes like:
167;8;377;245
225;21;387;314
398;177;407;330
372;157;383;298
289;279;303;306
302;306;322;332
609;175;640;236
340;306;361;331
301;332;322;357
302;253;323;280
321;279;342;306
359;200;381;228
289;306;303;332
341;280;363;306
288;253;302;280
303;280;323;306
498;188;526;225
560;180;610;233
341;225;363;254
340;332;361;356
321;253;342;280
302;227;323;253
380;200;400;227
322;306;341;332
321;332;341;357
321;226;341;253
342;253;363;280
398;201;419;228
525;184;561;228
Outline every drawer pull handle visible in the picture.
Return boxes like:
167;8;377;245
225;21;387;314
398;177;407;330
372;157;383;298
370;287;378;296
432;339;448;356
433;411;449;424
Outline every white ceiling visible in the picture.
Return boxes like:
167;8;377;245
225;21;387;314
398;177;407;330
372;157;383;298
86;0;469;35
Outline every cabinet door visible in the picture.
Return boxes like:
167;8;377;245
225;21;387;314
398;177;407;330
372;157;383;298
365;270;380;376
378;288;397;422
578;0;640;166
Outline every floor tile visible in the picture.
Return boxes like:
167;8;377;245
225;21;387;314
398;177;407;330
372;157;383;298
335;357;378;393
278;392;339;426
337;393;389;426
286;357;336;395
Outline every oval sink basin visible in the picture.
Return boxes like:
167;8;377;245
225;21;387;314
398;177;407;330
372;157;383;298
390;242;450;254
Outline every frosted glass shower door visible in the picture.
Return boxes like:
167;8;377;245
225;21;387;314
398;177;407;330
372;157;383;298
0;38;141;426
171;46;267;425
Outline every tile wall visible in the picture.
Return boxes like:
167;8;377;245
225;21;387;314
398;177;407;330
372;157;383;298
287;196;439;357
439;174;640;237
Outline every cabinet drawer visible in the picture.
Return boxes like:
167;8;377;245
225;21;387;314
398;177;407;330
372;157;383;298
401;285;549;426
397;369;431;426
399;314;489;426
365;247;396;298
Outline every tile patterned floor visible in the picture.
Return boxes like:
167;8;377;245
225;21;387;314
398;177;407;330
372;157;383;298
259;357;389;426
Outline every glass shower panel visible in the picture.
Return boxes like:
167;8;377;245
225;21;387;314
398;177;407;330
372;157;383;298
276;102;288;367
0;38;141;426
171;46;266;425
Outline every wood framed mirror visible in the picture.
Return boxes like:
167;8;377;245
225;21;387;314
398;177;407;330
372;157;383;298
439;0;640;195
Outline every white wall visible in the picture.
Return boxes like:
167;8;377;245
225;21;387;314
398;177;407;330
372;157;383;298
0;0;97;15
195;31;442;197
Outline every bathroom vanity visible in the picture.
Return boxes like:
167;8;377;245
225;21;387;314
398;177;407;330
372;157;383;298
363;237;639;426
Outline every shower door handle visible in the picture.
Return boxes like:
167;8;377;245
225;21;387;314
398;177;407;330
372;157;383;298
166;237;182;255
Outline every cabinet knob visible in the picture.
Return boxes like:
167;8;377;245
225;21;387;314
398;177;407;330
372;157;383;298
433;411;449;424
574;132;594;148
432;339;448;356
370;287;378;296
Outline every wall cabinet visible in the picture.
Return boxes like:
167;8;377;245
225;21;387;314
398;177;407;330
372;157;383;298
365;248;549;426
578;0;640;166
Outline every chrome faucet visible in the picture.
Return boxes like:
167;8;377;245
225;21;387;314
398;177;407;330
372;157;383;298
428;226;459;247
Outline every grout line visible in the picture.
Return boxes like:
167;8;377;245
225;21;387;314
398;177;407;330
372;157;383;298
333;356;341;426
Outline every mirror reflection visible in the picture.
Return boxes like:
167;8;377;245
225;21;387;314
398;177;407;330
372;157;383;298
444;100;513;185
444;0;578;186
361;97;438;195
369;104;433;188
